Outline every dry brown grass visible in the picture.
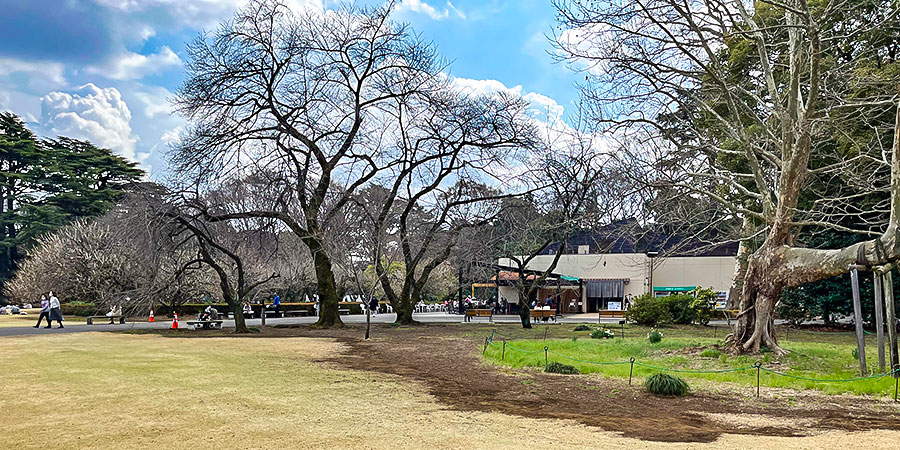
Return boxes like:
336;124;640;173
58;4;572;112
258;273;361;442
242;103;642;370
0;332;896;449
0;308;86;327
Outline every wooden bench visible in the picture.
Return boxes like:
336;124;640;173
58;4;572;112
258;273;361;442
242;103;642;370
465;309;493;322
597;310;625;318
283;310;309;317
185;320;223;330
86;315;125;325
530;309;557;322
339;309;351;315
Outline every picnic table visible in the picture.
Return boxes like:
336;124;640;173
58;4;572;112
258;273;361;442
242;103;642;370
86;315;125;325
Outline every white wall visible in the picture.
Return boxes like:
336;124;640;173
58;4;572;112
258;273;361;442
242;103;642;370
498;253;736;298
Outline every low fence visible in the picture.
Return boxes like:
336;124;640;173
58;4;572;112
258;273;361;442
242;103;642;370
482;329;900;401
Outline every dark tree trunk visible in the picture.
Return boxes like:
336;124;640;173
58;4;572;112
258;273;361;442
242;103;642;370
307;236;342;328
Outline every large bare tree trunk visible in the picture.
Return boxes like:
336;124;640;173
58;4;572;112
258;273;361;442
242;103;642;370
305;236;342;328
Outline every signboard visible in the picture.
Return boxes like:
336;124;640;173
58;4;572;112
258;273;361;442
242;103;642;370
607;301;622;311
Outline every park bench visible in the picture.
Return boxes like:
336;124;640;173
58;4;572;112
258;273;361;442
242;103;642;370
597;310;625;318
530;309;557;322
465;309;493;322
185;320;223;330
339;308;351;315
86;315;125;325
283;310;309;317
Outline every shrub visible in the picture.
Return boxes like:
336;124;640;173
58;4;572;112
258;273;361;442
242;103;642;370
699;348;721;358
852;348;859;360
545;362;580;374
625;294;672;326
648;330;663;344
663;294;695;324
644;373;689;396
570;336;579;342
573;324;591;332
591;328;615;339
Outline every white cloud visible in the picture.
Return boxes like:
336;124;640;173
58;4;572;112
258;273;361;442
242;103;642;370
87;46;181;80
450;77;564;124
94;0;324;28
396;0;465;21
0;57;66;86
40;83;142;163
133;86;174;118
160;124;183;146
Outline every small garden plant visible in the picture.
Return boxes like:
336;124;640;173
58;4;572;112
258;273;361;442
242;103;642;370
591;328;615;339
545;361;580;374
573;324;591;332
648;330;663;344
644;373;689;396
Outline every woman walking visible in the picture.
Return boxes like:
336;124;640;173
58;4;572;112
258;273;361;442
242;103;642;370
48;291;63;328
33;294;50;328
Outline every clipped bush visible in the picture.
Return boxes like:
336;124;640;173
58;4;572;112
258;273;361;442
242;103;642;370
648;330;663;344
625;294;672;326
663;294;695;324
644;372;689;396
573;324;591;332
591;328;615;339
545;361;580;374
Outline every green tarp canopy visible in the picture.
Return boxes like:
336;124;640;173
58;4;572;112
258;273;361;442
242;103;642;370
653;286;696;292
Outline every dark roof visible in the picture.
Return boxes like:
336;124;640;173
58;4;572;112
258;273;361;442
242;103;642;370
539;219;738;257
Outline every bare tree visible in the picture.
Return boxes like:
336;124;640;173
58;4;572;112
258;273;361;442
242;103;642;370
555;0;900;352
171;0;446;327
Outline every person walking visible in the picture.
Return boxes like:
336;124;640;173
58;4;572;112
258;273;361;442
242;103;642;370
369;297;378;316
273;293;281;315
48;291;63;328
33;294;50;328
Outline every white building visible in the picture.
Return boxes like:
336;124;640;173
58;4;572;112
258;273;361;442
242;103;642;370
493;225;737;314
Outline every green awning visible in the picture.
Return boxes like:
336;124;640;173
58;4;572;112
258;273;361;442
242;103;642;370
560;275;580;281
653;286;696;292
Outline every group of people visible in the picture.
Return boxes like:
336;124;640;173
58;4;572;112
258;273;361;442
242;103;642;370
33;291;64;329
444;296;508;315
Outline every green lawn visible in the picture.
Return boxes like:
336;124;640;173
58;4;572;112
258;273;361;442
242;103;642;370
483;327;899;397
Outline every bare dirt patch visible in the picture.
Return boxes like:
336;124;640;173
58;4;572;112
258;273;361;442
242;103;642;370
238;323;900;443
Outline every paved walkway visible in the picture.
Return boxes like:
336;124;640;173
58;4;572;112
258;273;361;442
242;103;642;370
0;312;735;337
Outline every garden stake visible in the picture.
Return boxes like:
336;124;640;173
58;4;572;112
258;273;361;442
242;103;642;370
544;346;549;368
502;340;506;361
755;361;761;398
895;364;899;402
483;337;488;356
628;357;635;385
544;328;548;341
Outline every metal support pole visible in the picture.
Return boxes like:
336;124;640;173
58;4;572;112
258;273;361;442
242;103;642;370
544;346;549;368
755;361;761;398
850;267;868;376
502;340;506;361
483;337;488;356
628;357;635;385
884;271;899;376
543;327;548;341
874;272;886;372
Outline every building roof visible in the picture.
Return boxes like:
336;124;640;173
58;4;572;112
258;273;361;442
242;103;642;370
539;219;739;257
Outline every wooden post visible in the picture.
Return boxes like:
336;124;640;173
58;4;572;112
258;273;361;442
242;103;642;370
502;340;506;361
884;270;899;376
260;303;266;327
874;271;886;372
850;267;867;376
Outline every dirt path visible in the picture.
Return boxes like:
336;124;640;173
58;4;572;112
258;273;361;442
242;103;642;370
265;324;900;443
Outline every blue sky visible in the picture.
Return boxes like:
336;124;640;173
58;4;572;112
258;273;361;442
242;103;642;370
0;0;580;178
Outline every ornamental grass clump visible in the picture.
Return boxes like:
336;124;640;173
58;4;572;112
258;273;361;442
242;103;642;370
644;373;689;396
545;361;580;374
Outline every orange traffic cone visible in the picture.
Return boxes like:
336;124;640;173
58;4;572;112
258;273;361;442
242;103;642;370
171;312;179;330
148;309;155;322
